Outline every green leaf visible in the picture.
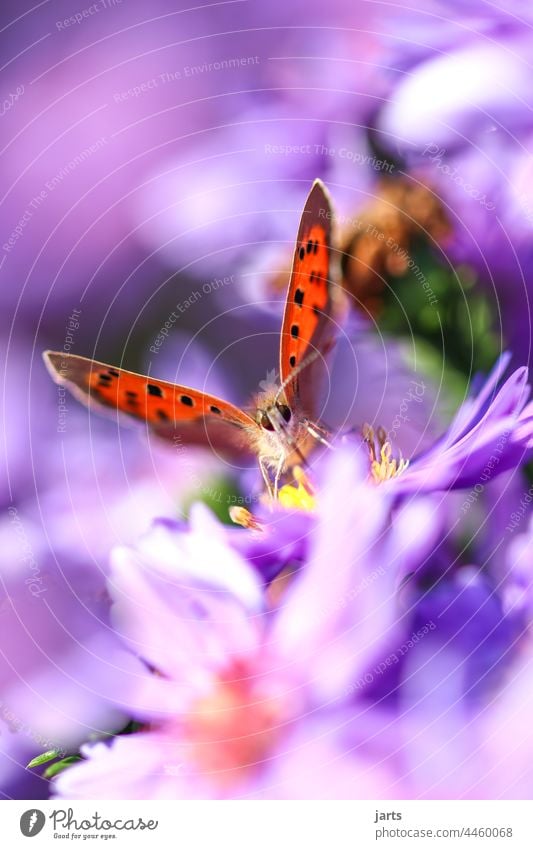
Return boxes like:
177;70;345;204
379;246;499;377
182;476;245;524
43;756;82;779
27;749;61;769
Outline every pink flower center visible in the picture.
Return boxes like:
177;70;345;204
181;660;290;785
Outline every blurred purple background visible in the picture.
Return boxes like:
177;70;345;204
2;0;533;799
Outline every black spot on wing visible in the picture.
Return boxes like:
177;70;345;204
180;395;194;407
147;383;163;397
125;390;139;407
294;288;304;306
290;324;299;339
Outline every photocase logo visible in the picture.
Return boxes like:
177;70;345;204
20;809;46;837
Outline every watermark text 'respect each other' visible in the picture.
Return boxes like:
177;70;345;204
149;275;233;355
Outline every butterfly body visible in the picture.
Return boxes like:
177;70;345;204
44;180;339;498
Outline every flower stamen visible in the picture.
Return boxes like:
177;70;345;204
229;506;264;531
363;423;409;483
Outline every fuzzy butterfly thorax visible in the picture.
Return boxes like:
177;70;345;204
43;179;339;499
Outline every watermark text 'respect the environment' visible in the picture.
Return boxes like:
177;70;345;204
113;56;260;101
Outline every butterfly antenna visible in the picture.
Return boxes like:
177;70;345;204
273;348;324;406
274;347;336;451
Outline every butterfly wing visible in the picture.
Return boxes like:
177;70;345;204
280;179;336;419
43;351;258;458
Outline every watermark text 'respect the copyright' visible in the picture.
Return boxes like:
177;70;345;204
56;0;123;29
265;142;394;173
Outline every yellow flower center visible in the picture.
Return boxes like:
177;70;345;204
278;465;316;511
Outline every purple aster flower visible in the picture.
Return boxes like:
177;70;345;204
52;435;533;799
371;590;527;799
53;449;402;799
370;518;533;799
364;353;533;494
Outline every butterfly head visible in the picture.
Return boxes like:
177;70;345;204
249;385;304;469
255;401;292;432
252;371;294;437
250;350;328;476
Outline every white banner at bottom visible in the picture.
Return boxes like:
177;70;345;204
2;800;533;848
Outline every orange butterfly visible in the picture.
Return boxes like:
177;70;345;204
44;180;340;498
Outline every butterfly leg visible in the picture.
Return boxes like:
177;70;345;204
272;453;286;500
259;455;274;499
305;420;334;450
